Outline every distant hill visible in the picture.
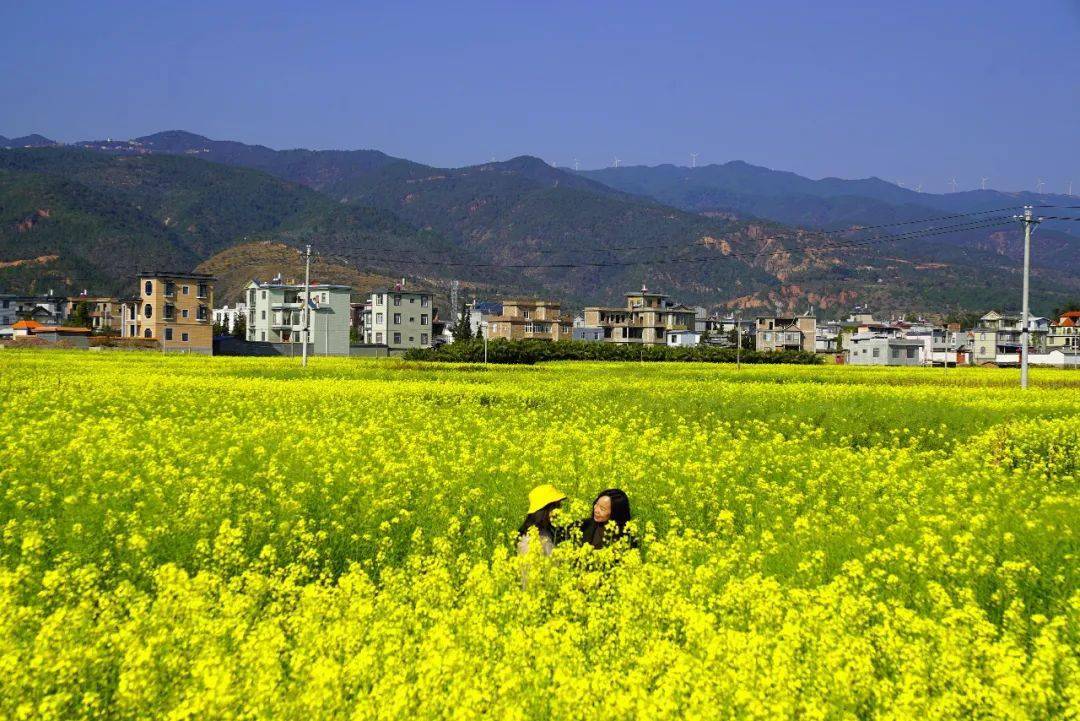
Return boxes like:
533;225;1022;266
4;134;1079;315
1;134;58;148
0;148;506;298
578;162;1079;237
195;240;471;307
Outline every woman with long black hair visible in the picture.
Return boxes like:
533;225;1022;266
571;488;638;549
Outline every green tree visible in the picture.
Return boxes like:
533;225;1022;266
451;300;473;343
232;313;247;339
68;302;92;329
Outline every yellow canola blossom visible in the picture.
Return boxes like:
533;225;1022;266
0;351;1077;720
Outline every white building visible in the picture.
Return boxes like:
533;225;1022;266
362;286;434;349
666;330;700;347
847;334;924;366
213;302;248;334
244;281;352;355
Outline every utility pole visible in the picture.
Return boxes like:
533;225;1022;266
301;244;312;367
736;312;742;370
1015;207;1041;389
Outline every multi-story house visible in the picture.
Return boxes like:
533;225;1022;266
1047;311;1080;351
245;281;351;355
755;313;817;353
0;292;68;330
69;294;124;332
362;286;434;349
970;310;1048;365
121;272;215;353
846;335;925;365
486;299;573;341
583;286;697;345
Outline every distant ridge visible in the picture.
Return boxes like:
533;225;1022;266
1;134;57;148
2;133;1078;314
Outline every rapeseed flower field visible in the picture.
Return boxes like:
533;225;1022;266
0;350;1076;720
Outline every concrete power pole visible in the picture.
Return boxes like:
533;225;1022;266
301;244;312;367
1015;207;1041;389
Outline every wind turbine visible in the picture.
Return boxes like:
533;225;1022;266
980;177;989;190
1068;180;1074;196
613;156;621;168
690;153;698;168
573;158;580;171
949;178;958;193
915;183;923;192
1036;178;1045;194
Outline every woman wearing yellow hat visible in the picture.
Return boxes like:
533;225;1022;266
516;484;567;556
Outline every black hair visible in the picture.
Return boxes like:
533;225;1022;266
593;488;632;531
518;500;562;537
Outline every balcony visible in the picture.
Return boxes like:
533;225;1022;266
271;301;303;311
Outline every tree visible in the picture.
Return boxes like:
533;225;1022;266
1051;301;1080;320
68;302;92;329
451;299;473;343
232;313;247;339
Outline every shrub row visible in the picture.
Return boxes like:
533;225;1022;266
403;339;822;365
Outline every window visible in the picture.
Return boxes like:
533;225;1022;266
763;332;771;341
182;285;189;295
907;348;916;359
409;317;415;323
164;304;175;321
409;297;415;304
408;336;414;342
421;333;428;345
393;295;401;306
393;313;401;324
376;313;383;324
144;304;153;318
261;310;266;320
420;296;429;306
165;328;173;341
261;332;266;341
420;314;428;325
248;290;255;304
181;332;189;342
261;291;267;299
129;325;135;336
144;328;152;338
197;284;208;299
376;294;383;305
393;332;401;345
872;348;880;357
182;309;189;319
523;310;531;319
165;282;176;297
892;348;900;359
144;281;153;295
197;306;208;321
375;332;383;343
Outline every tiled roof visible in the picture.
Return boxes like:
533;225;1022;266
11;320;41;329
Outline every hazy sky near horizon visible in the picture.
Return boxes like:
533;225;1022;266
2;0;1077;194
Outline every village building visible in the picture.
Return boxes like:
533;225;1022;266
583;286;696;345
121;271;215;354
486;299;573;341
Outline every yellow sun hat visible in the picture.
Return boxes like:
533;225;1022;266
527;484;567;514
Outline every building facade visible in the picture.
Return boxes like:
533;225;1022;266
970;310;1048;365
486;299;573;341
583;286;696;345
755;314;817;353
362;287;434;349
1048;311;1080;351
121;272;215;353
245;281;351;355
846;335;924;365
69;295;124;332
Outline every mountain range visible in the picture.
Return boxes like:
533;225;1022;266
1;129;1077;316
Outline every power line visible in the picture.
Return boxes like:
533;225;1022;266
344;218;1016;270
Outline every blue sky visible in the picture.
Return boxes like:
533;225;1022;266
1;0;1077;193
